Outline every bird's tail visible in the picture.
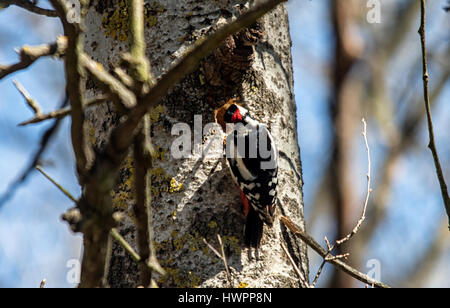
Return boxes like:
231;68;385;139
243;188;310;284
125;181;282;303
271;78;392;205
244;206;264;248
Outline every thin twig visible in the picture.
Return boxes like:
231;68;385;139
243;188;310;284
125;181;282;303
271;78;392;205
18;95;109;126
280;216;391;288
358;68;449;248
113;67;135;89
110;227;164;276
309;119;372;286
36;165;77;202
311;236;332;288
418;0;450;229
80;53;137;110
336;118;372;245
13;80;42;115
280;240;310;287
3;0;58;17
311;260;327;288
203;236;233;287
310;235;349;287
217;234;232;288
110;228;141;262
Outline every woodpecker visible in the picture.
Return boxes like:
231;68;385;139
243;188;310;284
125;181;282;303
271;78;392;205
215;100;278;253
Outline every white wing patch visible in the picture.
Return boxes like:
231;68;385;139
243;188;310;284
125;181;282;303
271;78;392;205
236;156;256;181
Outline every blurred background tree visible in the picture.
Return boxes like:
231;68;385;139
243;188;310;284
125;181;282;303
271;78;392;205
0;0;448;287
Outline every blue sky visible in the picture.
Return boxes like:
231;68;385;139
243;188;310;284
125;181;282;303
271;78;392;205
0;0;449;287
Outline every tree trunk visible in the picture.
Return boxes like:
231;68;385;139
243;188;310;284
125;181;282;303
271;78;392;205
83;0;307;288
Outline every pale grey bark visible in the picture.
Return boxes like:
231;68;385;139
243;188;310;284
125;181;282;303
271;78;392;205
84;0;307;288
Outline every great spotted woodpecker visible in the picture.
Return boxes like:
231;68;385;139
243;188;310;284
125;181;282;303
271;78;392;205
215;100;278;253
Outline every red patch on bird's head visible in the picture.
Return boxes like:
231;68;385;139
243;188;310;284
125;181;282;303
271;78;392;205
214;99;243;131
230;108;242;123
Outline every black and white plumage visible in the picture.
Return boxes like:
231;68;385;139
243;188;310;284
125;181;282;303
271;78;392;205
220;103;278;249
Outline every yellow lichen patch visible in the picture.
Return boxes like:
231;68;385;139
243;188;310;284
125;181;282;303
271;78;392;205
159;268;201;288
145;14;157;28
168;230;210;255
156;149;167;161
101;0;162;41
208;221;218;229
149;105;164;122
88;123;96;146
111;154;136;221
186;232;204;253
199;74;205;85
221;235;241;256
101;0;129;41
169;178;184;193
173;236;184;251
238;282;249;288
170;230;178;238
149;1;165;13
150;166;184;195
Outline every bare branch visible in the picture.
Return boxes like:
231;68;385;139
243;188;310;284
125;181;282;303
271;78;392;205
133;115;165;286
336;118;372;245
280;216;391;288
0;37;67;80
50;0;103;287
80;54;137;110
36;165;77;202
110;228;141;263
113;67;135;89
50;0;94;180
418;0;450;229
18;95;109;126
127;0;151;86
309;119;372;286
311;259;327;288
111;227;164;276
